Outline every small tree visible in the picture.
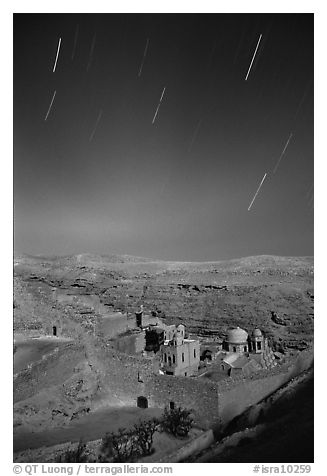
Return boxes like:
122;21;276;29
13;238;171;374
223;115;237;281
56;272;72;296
100;427;133;462
99;419;159;462
160;407;193;437
56;439;89;463
98;432;114;462
133;418;159;456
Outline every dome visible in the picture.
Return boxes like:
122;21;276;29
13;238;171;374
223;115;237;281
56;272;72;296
252;328;263;337
227;327;248;344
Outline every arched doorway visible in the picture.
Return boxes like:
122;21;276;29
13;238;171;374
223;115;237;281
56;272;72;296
137;396;148;409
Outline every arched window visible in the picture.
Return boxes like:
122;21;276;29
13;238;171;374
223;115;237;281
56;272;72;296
137;396;148;408
194;349;196;358
182;352;185;362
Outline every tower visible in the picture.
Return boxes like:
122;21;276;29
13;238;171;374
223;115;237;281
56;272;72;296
135;304;143;328
251;328;264;353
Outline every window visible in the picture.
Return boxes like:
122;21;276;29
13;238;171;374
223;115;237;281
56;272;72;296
182;352;185;362
194;349;196;358
173;355;176;364
168;356;172;366
164;353;167;363
233;346;237;352
137;396;148;408
244;346;247;352
257;341;262;350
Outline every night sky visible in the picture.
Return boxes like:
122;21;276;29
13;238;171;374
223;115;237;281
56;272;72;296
14;13;313;261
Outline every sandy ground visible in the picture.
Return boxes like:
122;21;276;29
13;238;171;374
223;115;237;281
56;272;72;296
14;335;72;373
14;406;163;453
14;425;202;463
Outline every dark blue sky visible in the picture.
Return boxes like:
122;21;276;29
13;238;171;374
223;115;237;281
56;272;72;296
14;13;313;261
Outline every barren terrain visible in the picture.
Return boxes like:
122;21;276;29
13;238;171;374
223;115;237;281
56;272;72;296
13;253;314;461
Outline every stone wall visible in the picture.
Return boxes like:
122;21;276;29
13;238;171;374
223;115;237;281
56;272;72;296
216;349;313;428
100;313;137;339
144;374;219;429
113;331;146;355
130;349;313;433
217;373;288;428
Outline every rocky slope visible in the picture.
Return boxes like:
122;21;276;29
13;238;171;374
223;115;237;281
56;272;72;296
14;253;314;350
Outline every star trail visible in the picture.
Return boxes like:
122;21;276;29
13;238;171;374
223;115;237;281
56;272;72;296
14;13;313;260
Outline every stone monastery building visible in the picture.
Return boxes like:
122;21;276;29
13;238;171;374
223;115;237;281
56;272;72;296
220;326;277;377
225;326;263;353
137;302;276;379
159;324;200;377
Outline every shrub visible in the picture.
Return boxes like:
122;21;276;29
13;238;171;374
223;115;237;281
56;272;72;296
133;418;159;457
56;439;89;463
160;407;193;437
99;427;133;463
99;418;159;463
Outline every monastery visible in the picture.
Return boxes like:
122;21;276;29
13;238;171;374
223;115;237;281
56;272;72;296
134;307;276;378
219;326;277;377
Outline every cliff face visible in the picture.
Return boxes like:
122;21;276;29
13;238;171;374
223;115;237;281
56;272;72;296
14;253;314;351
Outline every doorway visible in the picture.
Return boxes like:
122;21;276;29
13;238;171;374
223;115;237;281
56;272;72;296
137;396;148;409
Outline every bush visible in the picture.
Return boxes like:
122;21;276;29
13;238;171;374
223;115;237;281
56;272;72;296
160;407;193;437
99;418;159;463
133;418;159;457
99;427;133;463
56;439;89;463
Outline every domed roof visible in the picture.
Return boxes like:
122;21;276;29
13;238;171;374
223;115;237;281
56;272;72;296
252;328;263;337
227;327;248;344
